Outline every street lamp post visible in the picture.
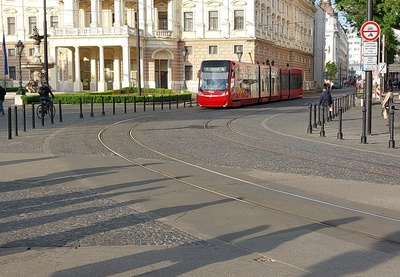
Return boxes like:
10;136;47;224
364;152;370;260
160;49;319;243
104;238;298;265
182;46;188;90
15;40;25;95
236;50;243;62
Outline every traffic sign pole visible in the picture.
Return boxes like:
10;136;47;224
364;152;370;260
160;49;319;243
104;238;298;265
364;1;376;136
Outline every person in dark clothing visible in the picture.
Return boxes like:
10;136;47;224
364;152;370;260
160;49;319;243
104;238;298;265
38;84;55;109
0;85;6;115
319;84;333;108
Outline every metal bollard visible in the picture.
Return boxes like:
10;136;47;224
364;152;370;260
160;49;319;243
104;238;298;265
31;103;35;129
90;97;94;117
14;106;18;136
112;97;116;114
313;103;317;128
23;104;26;132
337;107;343;139
361;106;367;144
307;104;313;134
143;96;146;112
176;95;179;109
50;104;54;124
124;96;127;113
320;107;325;137
41;102;45;126
169;95;171;109
161;95;164;110
58;100;63;122
317;104;321;126
134;96;137;113
101;96;105;116
80;98;84;118
153;95;155;111
389;105;395;148
8;107;12;139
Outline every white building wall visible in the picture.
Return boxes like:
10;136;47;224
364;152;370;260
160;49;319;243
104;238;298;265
314;5;326;89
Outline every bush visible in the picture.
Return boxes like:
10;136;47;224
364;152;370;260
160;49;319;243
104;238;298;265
21;88;192;105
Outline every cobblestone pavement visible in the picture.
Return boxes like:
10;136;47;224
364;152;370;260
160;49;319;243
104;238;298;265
0;181;209;248
0;97;209;250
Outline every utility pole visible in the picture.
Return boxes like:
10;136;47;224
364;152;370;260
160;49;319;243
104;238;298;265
365;0;373;135
43;0;49;85
136;0;141;96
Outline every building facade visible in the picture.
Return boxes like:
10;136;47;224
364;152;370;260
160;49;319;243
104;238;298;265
347;28;363;83
1;0;317;93
319;0;348;87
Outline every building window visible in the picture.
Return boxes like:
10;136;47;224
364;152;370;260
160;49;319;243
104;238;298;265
29;48;35;56
8;48;15;57
234;10;244;30
158;11;167;30
29;16;37;34
185;65;193;80
209;11;218;30
209;45;218;54
50;16;59;28
7;17;15;35
184;12;193;31
9;66;16;80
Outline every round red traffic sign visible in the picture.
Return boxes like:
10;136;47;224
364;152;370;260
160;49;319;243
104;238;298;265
361;21;380;41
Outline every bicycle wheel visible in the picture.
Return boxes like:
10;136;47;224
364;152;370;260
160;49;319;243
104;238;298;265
49;103;56;118
36;104;44;119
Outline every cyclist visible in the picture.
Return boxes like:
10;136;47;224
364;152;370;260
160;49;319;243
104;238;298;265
38;84;55;111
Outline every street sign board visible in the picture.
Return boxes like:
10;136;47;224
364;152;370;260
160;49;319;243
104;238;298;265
363;41;378;56
361;21;381;41
364;56;378;71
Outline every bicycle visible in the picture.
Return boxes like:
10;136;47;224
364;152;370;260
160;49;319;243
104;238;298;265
36;100;56;119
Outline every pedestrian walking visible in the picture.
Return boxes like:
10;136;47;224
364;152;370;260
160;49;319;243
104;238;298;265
381;87;393;119
0;85;6;115
319;83;333;108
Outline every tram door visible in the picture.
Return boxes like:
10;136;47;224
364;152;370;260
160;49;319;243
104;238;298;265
155;59;168;88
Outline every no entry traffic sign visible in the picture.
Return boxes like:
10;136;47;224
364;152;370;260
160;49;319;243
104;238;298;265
361;21;381;41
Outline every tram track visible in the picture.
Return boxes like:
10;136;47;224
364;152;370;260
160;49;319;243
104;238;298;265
97;115;400;247
202;108;400;181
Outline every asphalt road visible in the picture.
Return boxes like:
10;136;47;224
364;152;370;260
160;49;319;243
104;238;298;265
1;87;400;276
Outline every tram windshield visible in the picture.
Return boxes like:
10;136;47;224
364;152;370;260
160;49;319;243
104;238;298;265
199;61;230;91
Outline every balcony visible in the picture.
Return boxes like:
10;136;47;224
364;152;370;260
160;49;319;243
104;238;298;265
155;30;173;38
49;25;142;37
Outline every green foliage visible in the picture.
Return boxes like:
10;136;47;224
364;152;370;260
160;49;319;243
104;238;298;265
5;87;26;93
21;88;192;105
325;61;337;82
334;0;399;63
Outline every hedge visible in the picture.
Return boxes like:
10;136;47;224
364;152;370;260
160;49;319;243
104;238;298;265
20;87;192;105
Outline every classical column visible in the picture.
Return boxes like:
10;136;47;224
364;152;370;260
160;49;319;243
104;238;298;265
63;0;79;28
113;0;123;27
90;0;100;27
90;50;97;91
98;46;106;92
146;0;154;36
113;48;121;89
122;45;131;88
74;46;82;91
49;46;58;91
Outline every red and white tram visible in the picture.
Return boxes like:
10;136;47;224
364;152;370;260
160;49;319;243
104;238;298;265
197;60;303;108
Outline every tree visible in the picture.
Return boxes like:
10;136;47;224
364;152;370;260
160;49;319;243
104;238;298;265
334;0;399;64
325;61;337;82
